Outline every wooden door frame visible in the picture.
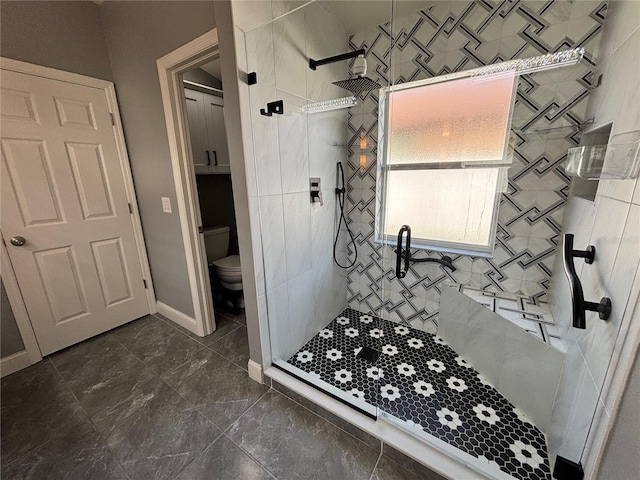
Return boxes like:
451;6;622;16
0;58;157;369
156;30;220;337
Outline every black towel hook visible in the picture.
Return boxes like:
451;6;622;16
260;100;284;117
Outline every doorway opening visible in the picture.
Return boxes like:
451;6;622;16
183;60;245;325
157;30;251;364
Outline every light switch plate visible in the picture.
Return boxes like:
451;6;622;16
161;197;172;213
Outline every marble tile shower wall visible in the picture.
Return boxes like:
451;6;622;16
547;0;640;466
244;2;350;361
345;0;608;331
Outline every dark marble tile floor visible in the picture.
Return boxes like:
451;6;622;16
1;311;444;480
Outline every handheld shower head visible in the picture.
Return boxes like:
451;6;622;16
333;162;357;269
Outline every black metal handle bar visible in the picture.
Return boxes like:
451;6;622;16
562;233;611;329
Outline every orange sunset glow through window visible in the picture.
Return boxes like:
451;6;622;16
379;72;516;255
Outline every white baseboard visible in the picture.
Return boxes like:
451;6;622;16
1;351;33;378
248;359;264;384
156;301;200;336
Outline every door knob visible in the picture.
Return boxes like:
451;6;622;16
10;236;26;246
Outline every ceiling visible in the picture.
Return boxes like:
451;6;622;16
325;1;431;35
199;59;222;81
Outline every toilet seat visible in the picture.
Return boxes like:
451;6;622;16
211;255;241;270
211;255;242;290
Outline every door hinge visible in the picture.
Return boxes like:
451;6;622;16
143;279;147;289
128;202;133;214
110;113;115;125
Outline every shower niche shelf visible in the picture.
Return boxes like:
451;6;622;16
566;130;640;180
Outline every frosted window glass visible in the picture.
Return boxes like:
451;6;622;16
384;169;500;250
387;73;516;166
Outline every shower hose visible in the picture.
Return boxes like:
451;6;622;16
334;161;358;269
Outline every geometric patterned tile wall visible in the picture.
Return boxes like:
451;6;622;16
345;0;608;332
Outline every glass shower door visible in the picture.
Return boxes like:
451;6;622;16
244;0;392;417
240;0;627;479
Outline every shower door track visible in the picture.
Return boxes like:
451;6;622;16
272;363;377;420
264;365;509;480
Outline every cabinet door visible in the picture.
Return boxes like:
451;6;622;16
184;89;211;174
203;93;230;173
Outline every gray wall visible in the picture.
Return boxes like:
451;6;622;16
0;1;112;80
598;349;640;480
100;1;216;316
548;0;640;466
1;276;25;358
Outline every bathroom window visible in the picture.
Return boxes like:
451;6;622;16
376;72;517;257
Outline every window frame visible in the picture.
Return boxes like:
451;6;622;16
374;71;517;258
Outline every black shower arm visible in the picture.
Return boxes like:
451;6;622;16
394;248;457;272
562;233;611;329
309;49;366;70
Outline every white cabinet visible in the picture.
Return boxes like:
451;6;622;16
184;88;230;174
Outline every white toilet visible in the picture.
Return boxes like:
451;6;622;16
202;226;243;307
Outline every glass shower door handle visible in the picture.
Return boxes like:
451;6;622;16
396;225;411;279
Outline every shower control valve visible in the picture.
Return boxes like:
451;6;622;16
310;178;323;206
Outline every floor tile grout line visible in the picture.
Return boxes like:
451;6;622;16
3;316;251;479
220;389;271;436
222;432;280;480
108;319;258;434
153;311;246;346
170;376;271;478
97;334;227;479
215;309;246;324
151;313;209;346
151;311;250;371
221;387;382;480
214;390;280;477
46;357;133;480
159;347;258;433
0;359;84;471
106;325;270;462
368;449;384;480
205;324;245;350
169;429;226;480
3;318;249;479
201;341;250;373
266;385;382;455
108;331;214;413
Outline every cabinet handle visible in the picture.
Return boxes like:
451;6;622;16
205;150;211;166
212;150;218;166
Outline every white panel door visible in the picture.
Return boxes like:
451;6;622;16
1;69;149;355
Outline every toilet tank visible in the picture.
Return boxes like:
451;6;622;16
202;226;230;262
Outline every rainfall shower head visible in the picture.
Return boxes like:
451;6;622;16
333;76;381;96
333;55;381;96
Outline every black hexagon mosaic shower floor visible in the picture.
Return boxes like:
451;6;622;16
288;308;551;480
